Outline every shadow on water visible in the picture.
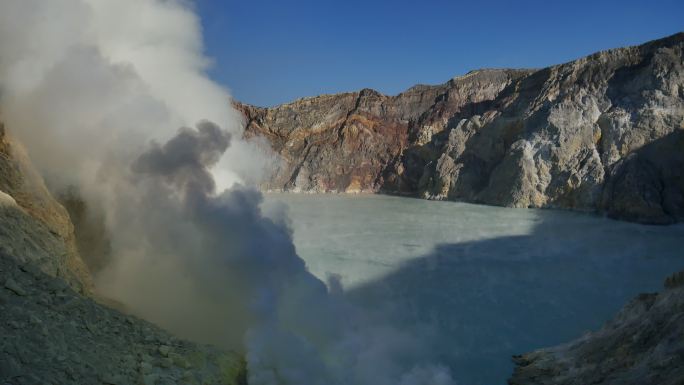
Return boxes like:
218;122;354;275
344;211;684;385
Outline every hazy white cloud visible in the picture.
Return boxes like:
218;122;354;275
0;1;455;384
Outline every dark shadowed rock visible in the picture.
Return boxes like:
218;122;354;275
0;253;246;385
600;130;684;224
508;270;684;385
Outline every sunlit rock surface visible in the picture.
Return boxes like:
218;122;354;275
245;32;684;224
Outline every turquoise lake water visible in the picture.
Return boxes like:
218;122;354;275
264;194;684;385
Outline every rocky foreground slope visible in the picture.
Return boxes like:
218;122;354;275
0;125;245;385
0;254;246;385
241;32;684;224
509;271;684;385
0;123;92;293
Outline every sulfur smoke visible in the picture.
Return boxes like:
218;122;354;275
0;1;455;384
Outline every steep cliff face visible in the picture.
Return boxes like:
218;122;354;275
242;33;684;224
239;69;532;193
509;271;684;385
0;123;92;293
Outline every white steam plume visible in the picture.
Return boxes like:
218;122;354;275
0;0;270;190
0;1;455;384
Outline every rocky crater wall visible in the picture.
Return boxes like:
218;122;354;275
242;33;684;224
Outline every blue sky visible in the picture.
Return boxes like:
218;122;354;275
196;0;683;107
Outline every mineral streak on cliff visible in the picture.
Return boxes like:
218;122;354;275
242;33;684;224
239;69;531;194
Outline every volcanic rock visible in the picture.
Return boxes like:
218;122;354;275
242;32;684;224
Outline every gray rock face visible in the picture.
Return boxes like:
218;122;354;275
0;124;93;292
508;271;684;385
242;32;684;224
0;254;246;385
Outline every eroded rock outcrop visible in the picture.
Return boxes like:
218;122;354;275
508;270;684;385
0;123;92;292
240;69;531;193
242;32;684;224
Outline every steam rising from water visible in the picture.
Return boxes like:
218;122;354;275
0;1;454;384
